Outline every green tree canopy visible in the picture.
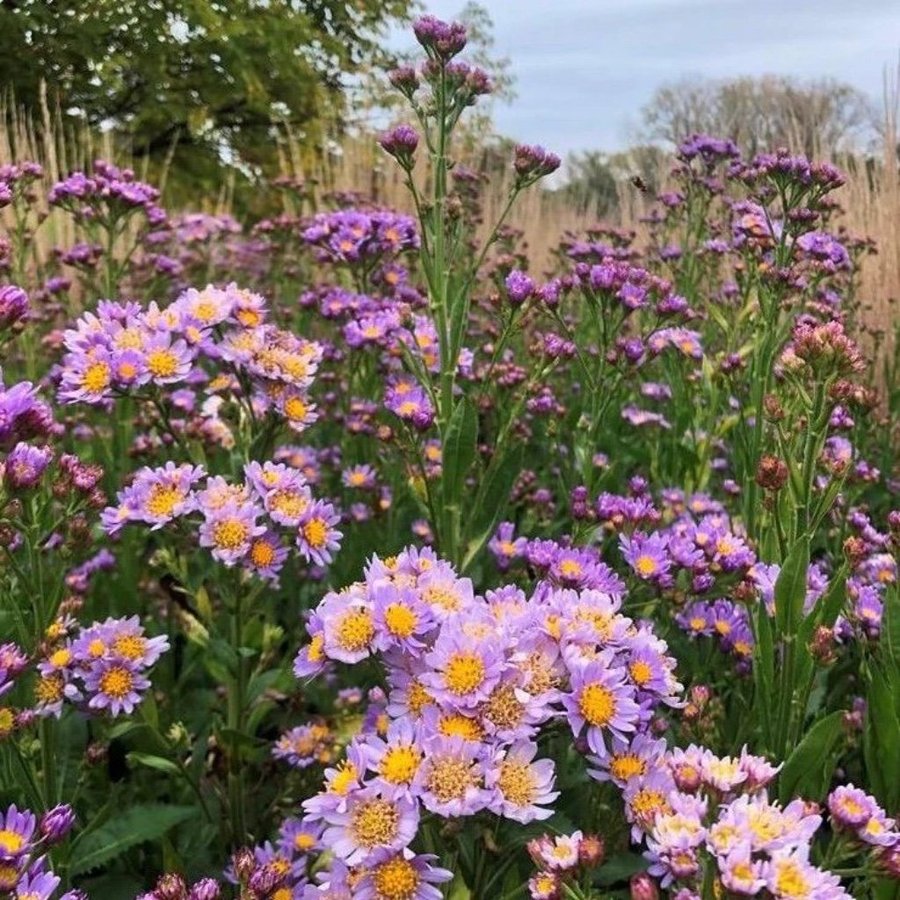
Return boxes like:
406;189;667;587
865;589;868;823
0;0;412;188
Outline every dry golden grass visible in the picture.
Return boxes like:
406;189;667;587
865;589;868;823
3;82;898;371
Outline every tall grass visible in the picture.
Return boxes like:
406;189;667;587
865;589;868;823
3;78;898;369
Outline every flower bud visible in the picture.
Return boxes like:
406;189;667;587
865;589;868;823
231;847;255;883
578;833;605;868
630;873;660;899
755;454;788;491
187;880;221;900
154;874;187;900
0;284;28;329
378;124;419;168
513;144;561;185
39;804;76;843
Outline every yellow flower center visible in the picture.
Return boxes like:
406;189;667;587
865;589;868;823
497;759;536;806
192;301;218;322
336;610;374;652
307;633;325;662
405;680;431;716
117;361;138;380
100;666;134;699
421;585;460;612
579;683;616;726
146;348;179;378
427;757;477;803
35;674;63;704
294;832;316;851
384;603;417;638
237;308;262;327
250;539;277;567
82;360;111;394
0;830;24;855
372;856;420;899
350;799;399;848
331;761;357;796
438;714;483;742
0;708;14;735
49;648;72;668
775;861;809;898
270;489;308;519
114;327;144;349
113;635;146;661
559;559;582;578
631;788;670;825
88;638;106;658
635;555;658;576
146;484;183;518
444;652;485;695
284;396;308;421
381;745;421;784
610;754;646;781
629;661;653;686
482;683;523;730
303;517;328;548
212;518;250;550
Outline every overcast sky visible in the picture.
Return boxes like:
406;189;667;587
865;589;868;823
389;0;900;155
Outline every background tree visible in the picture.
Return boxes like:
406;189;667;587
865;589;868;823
0;0;413;196
639;74;877;158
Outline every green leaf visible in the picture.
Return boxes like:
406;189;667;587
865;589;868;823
127;752;181;776
69;804;197;876
593;852;649;887
461;444;523;572
441;397;478;506
864;664;900;810
753;602;775;746
774;535;810;635
778;711;843;803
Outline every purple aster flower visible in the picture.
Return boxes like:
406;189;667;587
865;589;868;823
361;718;423;798
10;869;61;900
485;741;558;823
198;501;265;565
39;804;76;843
421;623;505;709
3;442;53;489
0;803;36;858
413;734;492;817
321;787;419;866
296;500;342;566
562;656;640;757
83;659;151;716
355;850;452;900
371;581;433;654
620;532;671;581
319;588;376;664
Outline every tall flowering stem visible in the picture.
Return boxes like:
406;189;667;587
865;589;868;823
381;16;559;566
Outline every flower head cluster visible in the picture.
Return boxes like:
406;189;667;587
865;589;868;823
101;460;342;578
287;543;681;889
0;802;76;899
49;159;166;227
30;615;169;718
0;374;55;449
525;831;605;899
302;210;419;264
624;745;851;898
57;284;323;434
